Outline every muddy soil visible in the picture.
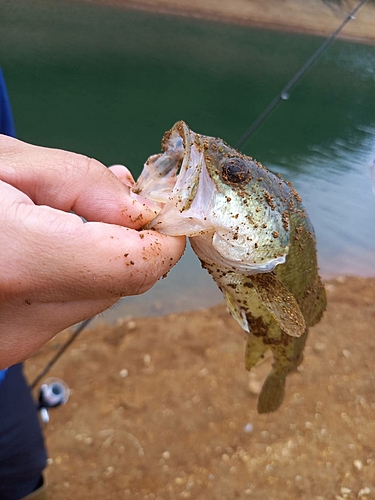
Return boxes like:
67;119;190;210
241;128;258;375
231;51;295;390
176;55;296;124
25;276;375;500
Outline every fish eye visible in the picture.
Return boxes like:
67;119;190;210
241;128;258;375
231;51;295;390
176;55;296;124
221;157;252;185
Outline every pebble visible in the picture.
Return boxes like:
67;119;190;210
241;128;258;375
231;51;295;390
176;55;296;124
314;342;326;352
161;451;171;460
244;423;254;433
353;459;363;471
358;487;371;497
120;369;129;378
340;487;352;497
104;466;114;477
248;379;262;395
127;320;136;330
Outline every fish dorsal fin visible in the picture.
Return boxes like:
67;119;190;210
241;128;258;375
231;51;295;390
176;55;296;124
223;290;249;333
251;273;306;338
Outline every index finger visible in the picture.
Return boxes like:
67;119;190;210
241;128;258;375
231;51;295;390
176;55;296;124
0;134;158;229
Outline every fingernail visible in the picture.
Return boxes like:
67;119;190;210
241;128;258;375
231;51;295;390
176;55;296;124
130;191;162;214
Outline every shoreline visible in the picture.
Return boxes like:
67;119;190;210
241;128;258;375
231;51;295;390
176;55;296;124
77;0;375;45
96;271;375;321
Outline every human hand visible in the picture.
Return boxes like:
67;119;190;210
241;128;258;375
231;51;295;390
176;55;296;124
0;135;185;368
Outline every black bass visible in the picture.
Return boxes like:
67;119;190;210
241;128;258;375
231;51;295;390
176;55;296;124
134;121;326;413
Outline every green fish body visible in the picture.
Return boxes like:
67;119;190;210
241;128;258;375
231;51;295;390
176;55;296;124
134;121;326;413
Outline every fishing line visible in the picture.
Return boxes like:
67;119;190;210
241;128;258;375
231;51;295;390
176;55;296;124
30;317;93;389
235;0;368;149
30;0;368;387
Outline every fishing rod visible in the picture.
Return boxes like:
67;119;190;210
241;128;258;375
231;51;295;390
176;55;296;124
30;317;93;389
30;0;368;389
235;0;368;149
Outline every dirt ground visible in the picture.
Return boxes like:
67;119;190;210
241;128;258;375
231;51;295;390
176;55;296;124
78;0;375;44
25;276;375;500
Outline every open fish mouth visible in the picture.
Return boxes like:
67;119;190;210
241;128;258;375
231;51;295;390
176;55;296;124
134;121;288;275
134;121;216;235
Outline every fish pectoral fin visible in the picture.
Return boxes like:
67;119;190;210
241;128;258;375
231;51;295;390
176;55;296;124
252;273;306;338
223;290;249;332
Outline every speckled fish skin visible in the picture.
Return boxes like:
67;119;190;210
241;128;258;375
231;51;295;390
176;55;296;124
134;121;326;413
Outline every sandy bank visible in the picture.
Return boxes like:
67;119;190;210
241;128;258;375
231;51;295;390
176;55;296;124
77;0;375;43
26;276;375;499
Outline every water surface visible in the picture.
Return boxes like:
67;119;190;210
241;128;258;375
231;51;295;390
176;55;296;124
1;0;374;317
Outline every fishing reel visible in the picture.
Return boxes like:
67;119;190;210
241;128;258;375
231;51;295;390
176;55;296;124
37;378;70;423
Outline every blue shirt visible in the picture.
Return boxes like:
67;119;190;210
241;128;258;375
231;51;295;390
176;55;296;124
0;68;16;137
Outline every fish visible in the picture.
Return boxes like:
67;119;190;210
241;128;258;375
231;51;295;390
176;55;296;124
133;121;326;413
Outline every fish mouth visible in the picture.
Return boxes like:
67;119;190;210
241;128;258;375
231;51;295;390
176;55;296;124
134;121;218;237
134;121;286;274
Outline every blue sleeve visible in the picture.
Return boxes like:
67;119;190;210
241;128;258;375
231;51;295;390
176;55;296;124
0;68;16;138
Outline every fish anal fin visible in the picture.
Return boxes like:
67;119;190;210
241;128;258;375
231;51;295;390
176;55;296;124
223;290;249;332
252;273;306;338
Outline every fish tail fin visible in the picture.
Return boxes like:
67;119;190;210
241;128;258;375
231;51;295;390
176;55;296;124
257;370;287;414
245;335;268;371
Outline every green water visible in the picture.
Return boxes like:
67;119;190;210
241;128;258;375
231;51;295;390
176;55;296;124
1;0;375;316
